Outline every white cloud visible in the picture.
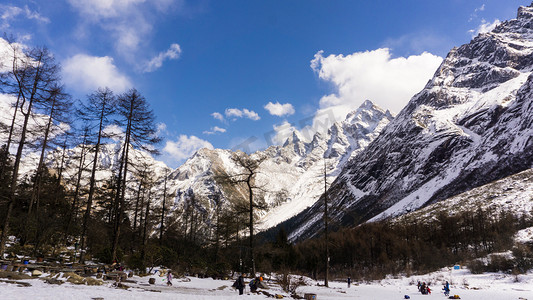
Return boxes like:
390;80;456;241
264;101;295;117
67;0;145;19
271;121;297;145
0;38;28;73
144;43;181;72
203;126;226;135
0;4;50;29
469;19;501;37
67;0;179;63
62;54;132;93
103;124;124;141
224;108;260;121
311;48;442;118
156;123;167;136
163;135;214;162
211;112;224;121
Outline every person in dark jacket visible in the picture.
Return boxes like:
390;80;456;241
233;274;245;295
420;282;427;294
249;277;258;293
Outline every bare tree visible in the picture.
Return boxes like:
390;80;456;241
219;152;267;276
0;38;26;179
28;85;72;216
111;88;160;261
78;88;116;263
64;126;92;242
0;45;61;256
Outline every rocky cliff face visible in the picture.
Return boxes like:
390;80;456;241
285;4;533;241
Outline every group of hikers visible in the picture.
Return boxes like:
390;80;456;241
232;274;267;295
417;281;432;294
416;280;451;296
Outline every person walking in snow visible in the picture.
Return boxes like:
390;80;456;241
233;274;245;295
443;281;450;296
347;276;351;288
166;270;173;286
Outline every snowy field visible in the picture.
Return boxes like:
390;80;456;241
1;267;532;300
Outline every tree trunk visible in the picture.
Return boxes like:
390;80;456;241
0;77;38;255
159;173;167;244
28;96;56;216
324;160;329;288
247;175;255;277
141;193;151;261
111;109;132;262
79;99;109;263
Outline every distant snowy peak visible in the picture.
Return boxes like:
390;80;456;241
345;100;394;125
280;100;394;159
282;130;309;157
160;100;394;231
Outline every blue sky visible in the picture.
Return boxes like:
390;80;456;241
1;0;529;167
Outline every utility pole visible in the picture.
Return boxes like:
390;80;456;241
324;159;329;287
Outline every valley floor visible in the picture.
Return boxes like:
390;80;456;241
1;267;532;300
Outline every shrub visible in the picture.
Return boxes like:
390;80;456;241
486;254;514;273
466;259;486;274
512;245;533;274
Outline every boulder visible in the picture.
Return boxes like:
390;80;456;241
0;271;33;280
65;272;85;285
85;277;104;286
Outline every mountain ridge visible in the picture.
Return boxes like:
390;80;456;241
282;3;533;241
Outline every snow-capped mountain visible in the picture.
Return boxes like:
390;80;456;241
162;100;393;231
283;4;533;241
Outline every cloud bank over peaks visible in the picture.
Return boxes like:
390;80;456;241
469;19;501;37
264;101;295;117
62;54;132;93
311;48;442;119
163;134;214;166
271;120;298;145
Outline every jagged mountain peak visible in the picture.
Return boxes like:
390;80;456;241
283;129;308;147
517;3;533;20
343;100;394;132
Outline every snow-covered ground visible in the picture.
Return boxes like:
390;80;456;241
1;267;532;300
